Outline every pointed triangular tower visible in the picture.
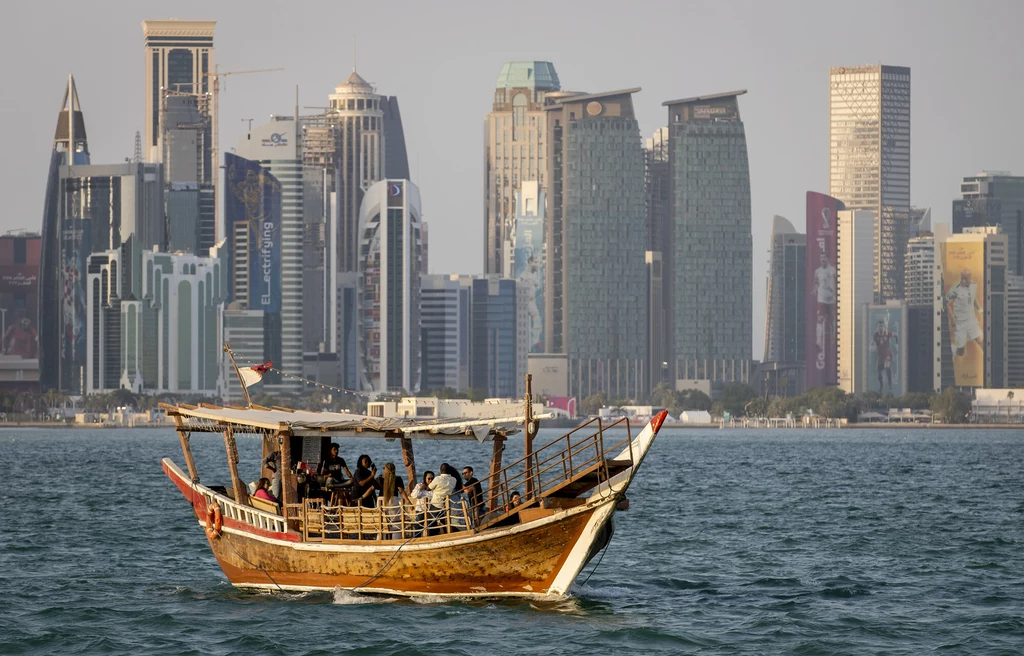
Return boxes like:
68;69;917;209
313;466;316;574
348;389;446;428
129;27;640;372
53;74;89;162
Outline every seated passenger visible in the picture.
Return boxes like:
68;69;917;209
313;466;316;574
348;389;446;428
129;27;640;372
428;465;456;534
376;462;412;538
254;477;278;503
264;453;282;500
411;471;433;536
318;443;352;487
506;490;522;512
462;466;483;522
351;454;379;508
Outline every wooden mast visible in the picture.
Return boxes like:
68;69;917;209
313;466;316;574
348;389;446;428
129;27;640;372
222;425;249;505
486;431;506;512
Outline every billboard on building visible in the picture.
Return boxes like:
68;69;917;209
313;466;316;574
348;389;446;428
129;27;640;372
514;196;544;353
941;241;985;387
59;219;90;377
225;154;281;313
866;305;905;397
805;192;841;388
0;237;40;360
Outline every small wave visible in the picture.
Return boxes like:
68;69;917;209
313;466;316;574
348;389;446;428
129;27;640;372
820;585;871;598
653;578;713;591
332;587;397;605
748;577;802;587
570;583;633;599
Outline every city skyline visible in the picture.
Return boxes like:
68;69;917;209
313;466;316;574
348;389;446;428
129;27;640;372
5;0;1024;361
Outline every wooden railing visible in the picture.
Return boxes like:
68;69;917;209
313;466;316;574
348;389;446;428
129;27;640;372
298;497;473;543
471;416;633;528
216;417;634;542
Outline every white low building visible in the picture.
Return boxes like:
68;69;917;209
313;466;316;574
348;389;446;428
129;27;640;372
973;389;1024;423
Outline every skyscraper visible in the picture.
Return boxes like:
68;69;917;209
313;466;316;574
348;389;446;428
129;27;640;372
829;65;911;303
39;78;166;394
420;274;470;393
763;215;806;365
806;192;845;389
484;61;560;277
645;128;670;389
1006;273;1024;388
933;225;1009;389
328;70;385;273
161;91;214;254
836;210;875;394
664;91;753;385
225;117;304;393
953;172;1024;276
544;88;647;399
356;179;422;394
905;234;936;392
142;20;215;162
39;75;89;391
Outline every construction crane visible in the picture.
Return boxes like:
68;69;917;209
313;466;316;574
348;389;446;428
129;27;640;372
203;66;284;241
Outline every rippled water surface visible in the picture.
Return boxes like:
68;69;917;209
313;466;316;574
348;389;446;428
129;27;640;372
2;426;1023;654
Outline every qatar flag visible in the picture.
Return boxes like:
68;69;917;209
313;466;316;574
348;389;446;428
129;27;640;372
239;361;272;388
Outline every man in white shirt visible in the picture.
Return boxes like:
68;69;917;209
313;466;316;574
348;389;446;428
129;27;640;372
812;252;836;370
946;268;983;357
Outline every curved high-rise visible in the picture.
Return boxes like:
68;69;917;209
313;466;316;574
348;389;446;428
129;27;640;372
39;76;90;392
356;180;422;393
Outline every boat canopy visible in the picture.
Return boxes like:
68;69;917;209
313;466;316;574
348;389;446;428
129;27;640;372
162;403;543;441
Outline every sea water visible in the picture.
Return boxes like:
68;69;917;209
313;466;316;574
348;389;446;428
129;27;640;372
1;426;1022;654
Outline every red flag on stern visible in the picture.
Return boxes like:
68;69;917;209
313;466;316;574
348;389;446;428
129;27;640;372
239;361;272;388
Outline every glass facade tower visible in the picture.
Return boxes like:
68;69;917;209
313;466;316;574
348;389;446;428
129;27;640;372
664;91;753;383
544;88;647;399
829;65;911;303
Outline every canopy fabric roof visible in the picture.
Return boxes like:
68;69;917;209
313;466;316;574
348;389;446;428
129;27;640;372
164;404;541;441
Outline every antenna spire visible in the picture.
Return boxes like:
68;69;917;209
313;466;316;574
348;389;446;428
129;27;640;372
353;36;357;72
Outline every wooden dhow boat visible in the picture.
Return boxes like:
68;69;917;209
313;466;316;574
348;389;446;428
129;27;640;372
162;385;667;598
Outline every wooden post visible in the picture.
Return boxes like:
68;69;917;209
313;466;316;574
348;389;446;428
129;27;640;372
222;426;249;505
171;413;200;483
278;429;293;509
524;374;535;498
399;434;416;487
486;432;506;512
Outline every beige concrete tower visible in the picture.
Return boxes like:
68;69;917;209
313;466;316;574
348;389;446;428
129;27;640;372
142;20;215;162
483;62;560;276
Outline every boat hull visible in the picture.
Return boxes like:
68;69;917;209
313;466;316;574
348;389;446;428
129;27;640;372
165;459;617;597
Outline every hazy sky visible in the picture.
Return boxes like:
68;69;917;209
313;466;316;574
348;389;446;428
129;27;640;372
5;0;1023;361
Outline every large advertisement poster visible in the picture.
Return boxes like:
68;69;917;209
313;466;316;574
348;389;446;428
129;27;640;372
0;239;40;360
514;206;544;354
866;306;904;396
59;218;90;381
941;241;985;387
226;154;281;313
805;192;841;388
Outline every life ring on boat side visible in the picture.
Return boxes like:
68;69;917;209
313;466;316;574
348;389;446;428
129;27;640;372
205;504;223;540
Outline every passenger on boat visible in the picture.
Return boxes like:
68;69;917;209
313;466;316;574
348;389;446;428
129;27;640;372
351;454;379;508
428;465;456;534
411;471;433;536
318;443;352;487
263;453;282;500
462;466;483;522
376;462;412;539
253;478;278;503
